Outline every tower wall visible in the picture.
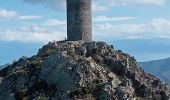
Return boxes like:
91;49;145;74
67;0;92;42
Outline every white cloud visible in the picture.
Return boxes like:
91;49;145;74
18;15;41;20
0;31;66;43
0;19;67;43
92;0;165;12
23;0;66;11
92;3;108;12
107;0;165;7
43;19;66;26
93;18;170;39
21;0;165;12
0;8;42;20
1;17;170;43
93;16;137;22
0;8;18;19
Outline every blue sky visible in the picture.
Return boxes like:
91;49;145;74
0;0;170;65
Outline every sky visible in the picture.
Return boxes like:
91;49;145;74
0;0;170;65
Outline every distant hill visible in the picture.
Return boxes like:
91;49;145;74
0;64;10;70
140;58;170;85
0;65;3;70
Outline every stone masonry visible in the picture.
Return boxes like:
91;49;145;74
67;0;92;42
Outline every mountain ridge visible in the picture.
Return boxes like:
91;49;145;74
140;57;170;85
0;64;10;70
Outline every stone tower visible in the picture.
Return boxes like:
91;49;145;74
67;0;92;42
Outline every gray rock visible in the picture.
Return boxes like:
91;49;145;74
0;41;169;99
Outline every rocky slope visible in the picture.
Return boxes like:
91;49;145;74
0;41;169;100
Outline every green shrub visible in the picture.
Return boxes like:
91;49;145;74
70;83;97;98
45;49;57;55
117;75;127;86
36;96;48;100
67;48;74;54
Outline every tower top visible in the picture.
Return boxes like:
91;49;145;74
67;0;92;42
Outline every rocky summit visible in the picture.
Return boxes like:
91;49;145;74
0;41;169;100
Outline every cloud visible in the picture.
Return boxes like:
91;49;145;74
92;3;108;12
93;18;170;39
93;16;137;22
107;0;165;7
0;19;67;43
1;18;170;43
21;0;165;12
0;31;66;43
0;8;41;21
0;8;42;20
43;19;66;26
23;0;66;11
18;15;42;20
0;8;18;19
93;0;165;12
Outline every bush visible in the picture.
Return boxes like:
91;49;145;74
45;49;57;55
36;96;48;100
117;75;127;86
82;83;96;94
70;83;97;98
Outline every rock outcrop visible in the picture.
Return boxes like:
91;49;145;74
0;41;169;100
